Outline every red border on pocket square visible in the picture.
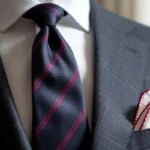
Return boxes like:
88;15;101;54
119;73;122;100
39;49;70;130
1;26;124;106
133;102;150;131
133;89;150;131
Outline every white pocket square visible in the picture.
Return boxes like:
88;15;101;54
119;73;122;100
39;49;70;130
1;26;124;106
133;89;150;131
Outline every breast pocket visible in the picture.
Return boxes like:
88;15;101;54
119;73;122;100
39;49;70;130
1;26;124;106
127;129;150;150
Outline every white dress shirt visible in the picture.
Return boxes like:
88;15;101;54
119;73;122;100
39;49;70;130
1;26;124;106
0;0;93;141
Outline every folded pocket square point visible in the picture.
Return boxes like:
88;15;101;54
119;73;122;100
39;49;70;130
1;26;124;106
133;89;150;131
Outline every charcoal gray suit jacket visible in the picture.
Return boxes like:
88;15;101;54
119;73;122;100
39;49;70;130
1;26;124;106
1;0;150;150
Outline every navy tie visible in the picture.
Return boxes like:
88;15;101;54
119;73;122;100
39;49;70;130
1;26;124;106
24;4;90;150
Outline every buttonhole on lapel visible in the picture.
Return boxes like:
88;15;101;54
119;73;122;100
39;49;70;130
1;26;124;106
126;46;137;54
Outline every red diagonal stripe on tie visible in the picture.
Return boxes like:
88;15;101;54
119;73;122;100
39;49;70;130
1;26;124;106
33;39;65;92
36;70;79;136
56;109;86;150
32;32;49;52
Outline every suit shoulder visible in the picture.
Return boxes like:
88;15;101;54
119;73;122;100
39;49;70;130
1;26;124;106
100;4;150;37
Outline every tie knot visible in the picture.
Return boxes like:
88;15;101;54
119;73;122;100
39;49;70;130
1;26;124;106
24;4;66;27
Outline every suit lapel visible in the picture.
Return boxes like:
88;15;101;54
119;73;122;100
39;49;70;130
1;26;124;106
90;1;149;150
0;58;32;150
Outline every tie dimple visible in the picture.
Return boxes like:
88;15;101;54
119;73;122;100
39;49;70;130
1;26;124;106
24;4;66;26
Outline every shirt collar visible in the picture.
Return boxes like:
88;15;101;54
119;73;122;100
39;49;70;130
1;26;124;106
0;0;90;32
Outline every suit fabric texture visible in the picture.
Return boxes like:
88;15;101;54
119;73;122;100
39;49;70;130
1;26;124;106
0;0;150;149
